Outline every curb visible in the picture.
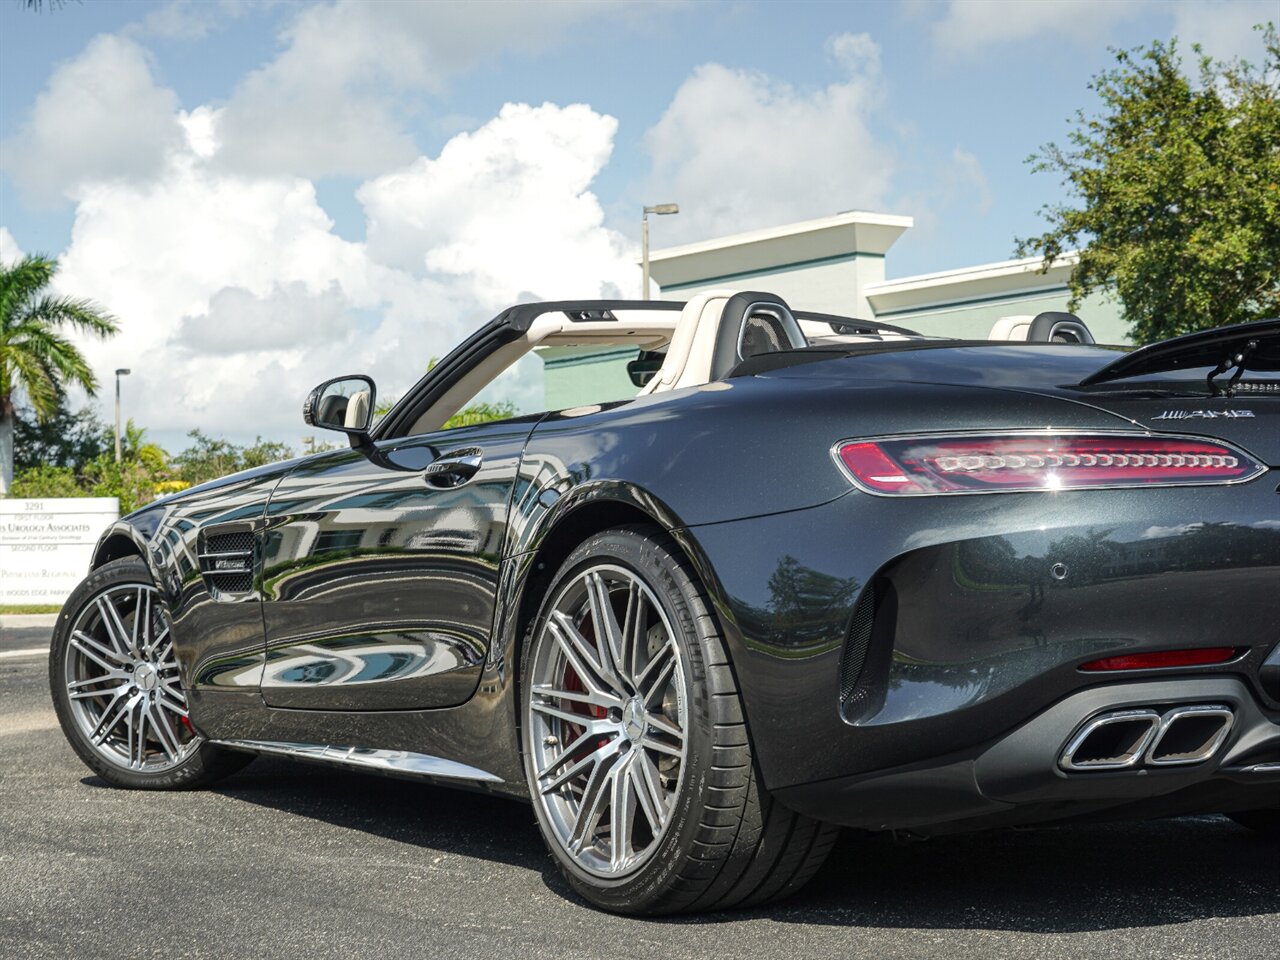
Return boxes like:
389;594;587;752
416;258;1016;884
0;614;60;628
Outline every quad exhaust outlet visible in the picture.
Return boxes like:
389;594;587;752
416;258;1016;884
1059;704;1234;772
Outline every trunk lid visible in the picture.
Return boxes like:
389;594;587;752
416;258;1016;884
1066;393;1280;466
1071;319;1280;465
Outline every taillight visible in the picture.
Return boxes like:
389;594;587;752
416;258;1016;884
834;433;1264;496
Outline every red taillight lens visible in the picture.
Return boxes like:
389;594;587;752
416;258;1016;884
835;434;1263;495
1079;647;1242;671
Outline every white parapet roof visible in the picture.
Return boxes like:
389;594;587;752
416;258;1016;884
865;251;1080;315
645;210;913;289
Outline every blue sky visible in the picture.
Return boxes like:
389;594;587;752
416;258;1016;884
0;0;1273;449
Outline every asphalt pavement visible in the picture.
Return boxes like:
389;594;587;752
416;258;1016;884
2;617;1277;960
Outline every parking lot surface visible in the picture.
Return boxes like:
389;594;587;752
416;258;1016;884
2;619;1277;960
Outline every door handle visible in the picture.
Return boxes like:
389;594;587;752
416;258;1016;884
425;448;483;487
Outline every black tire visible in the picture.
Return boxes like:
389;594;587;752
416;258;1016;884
49;556;253;790
1227;809;1280;836
520;525;837;915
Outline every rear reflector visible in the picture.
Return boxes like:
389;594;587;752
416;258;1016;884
1079;648;1242;672
835;433;1264;495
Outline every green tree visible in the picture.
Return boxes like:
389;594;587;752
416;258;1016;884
1018;27;1280;344
13;398;108;472
169;430;294;486
1;254;118;494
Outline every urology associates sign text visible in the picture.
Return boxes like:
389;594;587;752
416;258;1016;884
1;498;119;605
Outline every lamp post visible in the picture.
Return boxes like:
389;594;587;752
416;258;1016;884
114;368;131;462
641;203;679;299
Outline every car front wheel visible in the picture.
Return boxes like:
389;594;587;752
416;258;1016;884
521;525;837;914
49;557;251;789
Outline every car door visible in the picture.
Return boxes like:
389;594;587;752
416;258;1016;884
257;415;538;710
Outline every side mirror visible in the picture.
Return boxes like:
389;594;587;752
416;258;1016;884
303;375;376;446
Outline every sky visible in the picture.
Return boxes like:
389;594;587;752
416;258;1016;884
0;0;1273;452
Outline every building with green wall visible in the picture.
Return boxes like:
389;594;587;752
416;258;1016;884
542;211;1126;410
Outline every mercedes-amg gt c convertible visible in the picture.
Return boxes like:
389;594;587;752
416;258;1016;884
50;291;1280;914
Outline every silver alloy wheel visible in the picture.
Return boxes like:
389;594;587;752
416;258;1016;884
63;583;199;772
527;564;688;878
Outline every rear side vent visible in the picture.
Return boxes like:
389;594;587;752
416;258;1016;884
199;530;255;596
840;585;877;701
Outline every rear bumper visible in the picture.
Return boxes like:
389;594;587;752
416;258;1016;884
683;471;1280;816
774;677;1280;832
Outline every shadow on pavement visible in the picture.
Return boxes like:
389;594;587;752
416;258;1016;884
85;756;1279;932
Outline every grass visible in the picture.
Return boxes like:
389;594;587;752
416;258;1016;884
0;604;62;615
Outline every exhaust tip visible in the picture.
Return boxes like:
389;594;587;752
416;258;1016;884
1060;709;1162;771
1146;704;1234;765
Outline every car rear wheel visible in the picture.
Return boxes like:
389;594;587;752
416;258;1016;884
520;525;838;914
50;557;252;789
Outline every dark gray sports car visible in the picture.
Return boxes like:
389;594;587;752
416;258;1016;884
49;291;1280;914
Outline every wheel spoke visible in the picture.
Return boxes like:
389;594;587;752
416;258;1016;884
619;579;646;684
641;732;683;759
609;756;635;871
531;682;621;712
549;613;611;696
568;757;615;855
96;596;135;659
149;703;182;762
131;587;146;657
531;698;608;730
540;726;601;780
585;571;629;692
635;638;673;693
69;678;130;701
645;710;684;742
153;637;174;669
639;653;676;708
540;736;619;796
130;700;147;767
90;689;136;745
71;631;130;670
632;751;668;830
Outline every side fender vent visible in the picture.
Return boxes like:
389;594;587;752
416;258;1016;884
840;584;877;701
840;579;898;723
199;529;256;598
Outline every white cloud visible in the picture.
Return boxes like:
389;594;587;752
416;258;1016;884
1169;0;1276;65
929;0;1274;60
360;102;634;305
50;91;636;443
930;0;1143;56
0;35;186;203
0;227;22;264
643;32;893;244
213;0;630;180
55;154;391;437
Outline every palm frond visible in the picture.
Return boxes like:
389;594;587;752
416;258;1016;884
3;343;59;420
0;255;57;330
6;323;99;395
19;294;119;337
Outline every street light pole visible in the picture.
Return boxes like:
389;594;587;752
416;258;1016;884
641;203;679;299
114;368;131;462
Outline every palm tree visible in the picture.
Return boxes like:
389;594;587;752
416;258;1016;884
1;254;118;494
